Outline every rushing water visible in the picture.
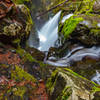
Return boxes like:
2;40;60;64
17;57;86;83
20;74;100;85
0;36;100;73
46;46;100;84
37;12;74;51
46;46;100;66
91;70;100;85
28;10;100;84
37;11;61;51
29;11;73;51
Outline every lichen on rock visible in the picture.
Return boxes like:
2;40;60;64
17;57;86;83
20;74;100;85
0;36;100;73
0;4;32;47
46;68;100;100
4;23;22;36
0;64;38;100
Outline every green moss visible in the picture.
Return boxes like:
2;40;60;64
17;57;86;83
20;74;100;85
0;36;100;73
49;0;72;13
57;86;72;100
22;5;33;25
58;0;97;39
92;86;100;92
11;65;36;82
90;29;100;36
64;68;87;79
75;0;96;14
6;86;27;100
16;48;37;62
0;64;37;99
6;84;32;99
46;69;58;94
13;0;30;4
13;87;26;99
20;5;33;36
47;68;100;99
50;0;96;14
12;39;21;46
62;16;83;38
16;48;48;67
63;68;98;86
13;39;20;44
16;48;50;80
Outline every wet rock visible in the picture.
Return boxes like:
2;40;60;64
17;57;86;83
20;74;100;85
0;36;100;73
0;43;48;80
46;45;100;81
57;0;100;46
59;14;100;46
70;57;100;80
46;68;100;100
0;1;51;100
72;14;100;46
0;4;32;47
26;47;45;61
28;26;39;49
0;44;50;99
0;64;37;100
15;47;56;81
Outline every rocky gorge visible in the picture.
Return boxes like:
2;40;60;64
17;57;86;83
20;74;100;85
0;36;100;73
0;0;100;100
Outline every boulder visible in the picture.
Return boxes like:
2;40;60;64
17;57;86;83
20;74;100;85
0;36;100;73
0;64;37;100
0;43;50;100
0;4;32;46
59;14;100;46
46;68;100;100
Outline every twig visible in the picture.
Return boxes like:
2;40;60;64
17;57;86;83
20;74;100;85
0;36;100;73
36;0;68;18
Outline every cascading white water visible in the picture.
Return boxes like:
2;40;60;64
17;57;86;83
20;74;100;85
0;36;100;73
61;14;73;23
38;11;61;51
91;70;100;85
28;12;73;51
46;46;100;66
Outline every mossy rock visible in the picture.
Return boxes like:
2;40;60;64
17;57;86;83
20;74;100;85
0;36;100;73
57;0;100;46
0;64;38;100
49;0;99;14
11;65;36;82
13;0;31;4
25;47;45;61
46;42;100;81
61;16;83;38
59;13;100;46
46;68;100;100
15;47;56;80
0;4;32;47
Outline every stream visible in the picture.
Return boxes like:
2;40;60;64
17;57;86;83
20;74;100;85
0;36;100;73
28;9;100;85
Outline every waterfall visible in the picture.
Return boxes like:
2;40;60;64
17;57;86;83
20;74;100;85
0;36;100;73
28;12;73;51
38;11;61;51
